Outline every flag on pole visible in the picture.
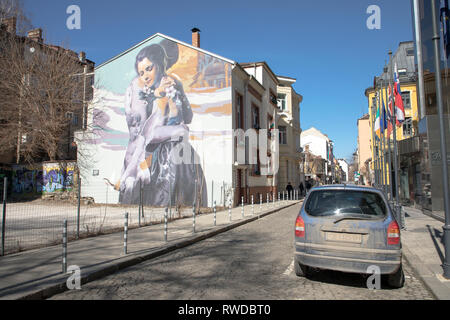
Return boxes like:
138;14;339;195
387;84;394;137
374;95;381;138
393;63;406;126
381;93;387;134
441;0;450;59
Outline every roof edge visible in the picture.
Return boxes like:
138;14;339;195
95;32;236;70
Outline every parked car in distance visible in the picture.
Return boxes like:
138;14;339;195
294;184;404;288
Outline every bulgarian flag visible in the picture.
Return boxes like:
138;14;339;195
393;63;406;126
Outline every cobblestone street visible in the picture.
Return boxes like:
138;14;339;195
51;203;434;300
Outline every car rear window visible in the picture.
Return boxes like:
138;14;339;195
305;190;387;217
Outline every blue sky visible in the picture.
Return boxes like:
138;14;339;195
23;0;414;161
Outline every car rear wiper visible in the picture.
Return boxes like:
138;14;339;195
333;216;376;224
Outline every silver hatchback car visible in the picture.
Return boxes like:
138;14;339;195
294;185;404;288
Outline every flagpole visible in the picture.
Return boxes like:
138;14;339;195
371;94;377;187
384;69;394;203
431;0;450;279
380;86;388;197
389;50;402;224
377;87;385;193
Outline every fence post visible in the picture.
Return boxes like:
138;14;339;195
251;195;254;216
139;180;142;227
213;201;217;226
62;219;67;273
228;198;232;222
211;180;214;209
278;192;280;206
241;196;244;218
169;181;172;221
124;212;128;254
259;194;262;213
77;176;81;239
193;204;196;233
164;207;168;242
1;177;7;257
141;182;145;219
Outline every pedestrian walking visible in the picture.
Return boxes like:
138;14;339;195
305;179;312;194
299;182;304;197
286;182;293;200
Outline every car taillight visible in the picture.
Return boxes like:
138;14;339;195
387;221;400;245
295;216;305;238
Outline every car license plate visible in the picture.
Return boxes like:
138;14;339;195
326;232;362;243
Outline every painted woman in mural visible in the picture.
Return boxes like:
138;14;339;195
115;39;207;207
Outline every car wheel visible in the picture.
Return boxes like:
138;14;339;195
388;264;405;288
294;257;309;277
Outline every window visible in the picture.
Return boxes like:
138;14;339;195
406;48;414;56
279;126;287;144
253;149;261;176
251;104;260;129
398;69;407;77
277;94;287;111
236;92;244;129
401;91;411;110
269;90;277;106
267;114;274;138
403;117;413;138
305;190;387;218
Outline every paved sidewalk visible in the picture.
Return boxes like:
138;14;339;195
0;199;300;300
401;206;450;300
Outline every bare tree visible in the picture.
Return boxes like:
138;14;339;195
0;0;32;35
0;19;95;165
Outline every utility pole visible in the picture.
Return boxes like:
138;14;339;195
431;0;450;279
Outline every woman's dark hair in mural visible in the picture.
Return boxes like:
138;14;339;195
117;39;207;208
134;39;179;80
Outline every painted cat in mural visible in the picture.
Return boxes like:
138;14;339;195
114;39;207;207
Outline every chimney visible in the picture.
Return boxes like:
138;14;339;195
191;28;200;48
79;51;86;62
27;28;43;43
2;16;17;35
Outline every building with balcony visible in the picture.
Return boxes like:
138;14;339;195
274;75;304;192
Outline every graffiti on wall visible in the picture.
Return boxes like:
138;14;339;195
9;163;75;197
42;164;75;193
91;35;233;207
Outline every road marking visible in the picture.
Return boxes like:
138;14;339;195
283;260;294;276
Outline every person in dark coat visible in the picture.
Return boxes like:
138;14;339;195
299;182;304;196
286;182;293;200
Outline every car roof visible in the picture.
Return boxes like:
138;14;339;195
310;184;380;193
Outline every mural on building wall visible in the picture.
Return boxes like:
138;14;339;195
91;36;232;207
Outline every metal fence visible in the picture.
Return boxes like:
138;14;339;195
0;176;303;256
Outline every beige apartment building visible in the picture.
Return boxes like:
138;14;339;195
276;76;304;192
357;114;372;185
